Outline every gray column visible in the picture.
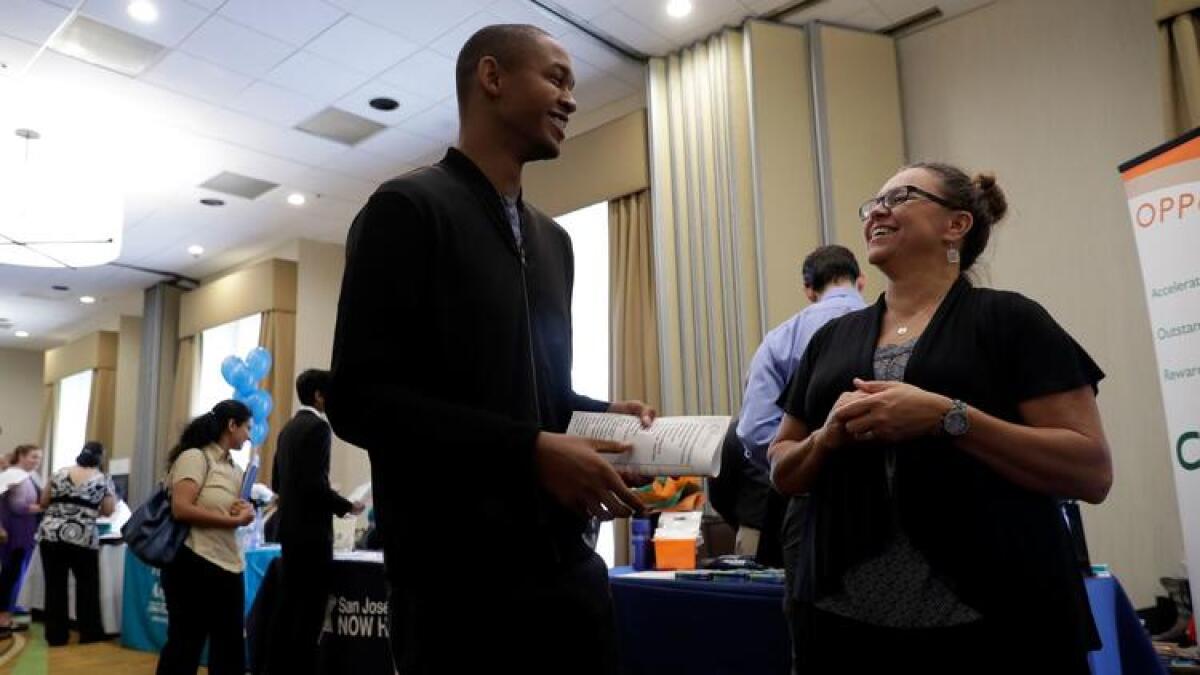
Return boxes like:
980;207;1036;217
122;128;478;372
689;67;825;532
130;283;182;505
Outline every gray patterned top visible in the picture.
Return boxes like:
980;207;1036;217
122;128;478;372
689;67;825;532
814;339;982;627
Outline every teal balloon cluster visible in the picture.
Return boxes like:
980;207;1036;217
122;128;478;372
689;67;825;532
220;347;274;447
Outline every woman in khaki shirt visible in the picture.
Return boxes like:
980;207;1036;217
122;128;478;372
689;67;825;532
156;400;254;675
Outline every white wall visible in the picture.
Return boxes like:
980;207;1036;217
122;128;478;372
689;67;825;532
294;239;371;494
898;0;1175;606
0;347;45;454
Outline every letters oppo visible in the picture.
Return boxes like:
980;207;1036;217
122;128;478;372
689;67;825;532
1135;192;1200;227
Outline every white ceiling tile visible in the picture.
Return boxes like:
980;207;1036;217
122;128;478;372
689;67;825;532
871;0;935;23
291;167;376;203
486;0;582;38
555;31;642;86
571;61;635;112
0;0;70;45
0;34;41;74
22;47;138;103
334;79;439;126
199;107;348;166
219;0;345;46
428;11;506;59
305;15;419;75
225;80;325;127
840;5;892;30
378;49;456;103
532;0;615;21
323;147;415;183
613;0;742;45
80;0;210;48
121;77;220;128
179;14;295;77
823;0;874;21
356;126;444;164
332;0;488;46
264;50;370;101
588;9;673;56
142;50;254;104
182;0;227;10
399;100;459;143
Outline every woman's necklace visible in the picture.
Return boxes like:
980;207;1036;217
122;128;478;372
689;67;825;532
892;297;942;336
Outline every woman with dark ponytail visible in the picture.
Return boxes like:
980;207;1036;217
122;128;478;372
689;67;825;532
35;441;116;645
156;399;253;675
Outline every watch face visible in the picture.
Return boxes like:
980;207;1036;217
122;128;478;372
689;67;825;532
944;410;969;436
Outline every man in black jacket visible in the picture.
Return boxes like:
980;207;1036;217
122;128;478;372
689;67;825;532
268;369;363;675
329;23;654;675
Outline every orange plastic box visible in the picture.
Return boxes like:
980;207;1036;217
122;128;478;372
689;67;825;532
653;537;697;570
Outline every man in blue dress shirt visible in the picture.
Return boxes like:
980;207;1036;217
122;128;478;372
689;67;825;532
732;246;866;555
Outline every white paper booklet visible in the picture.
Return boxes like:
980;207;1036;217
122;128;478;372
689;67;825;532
566;412;730;477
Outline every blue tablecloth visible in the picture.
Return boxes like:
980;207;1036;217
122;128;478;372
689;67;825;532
609;568;1165;675
120;546;283;654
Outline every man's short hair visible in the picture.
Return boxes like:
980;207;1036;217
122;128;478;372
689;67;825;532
455;24;551;116
296;369;333;407
801;245;861;293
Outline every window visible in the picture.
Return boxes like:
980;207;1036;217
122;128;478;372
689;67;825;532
557;201;614;566
193;314;261;469
557;201;610;400
52;369;93;473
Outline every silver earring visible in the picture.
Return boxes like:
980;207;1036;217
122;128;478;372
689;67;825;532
947;248;960;264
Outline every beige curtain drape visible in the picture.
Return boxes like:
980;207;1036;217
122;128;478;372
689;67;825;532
38;383;55;451
85;367;117;463
609;190;661;409
1159;0;1200;136
648;29;761;416
609;189;660;568
167;335;198;463
257;311;295;486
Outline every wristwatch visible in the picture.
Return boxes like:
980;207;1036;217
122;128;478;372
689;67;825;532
940;399;970;437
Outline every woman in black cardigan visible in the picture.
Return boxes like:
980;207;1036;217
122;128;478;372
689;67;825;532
769;163;1112;674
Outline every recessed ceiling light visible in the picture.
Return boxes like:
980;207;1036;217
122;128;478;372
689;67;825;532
79;295;96;304
188;244;205;257
369;97;399;111
666;0;692;18
14;331;29;338
200;198;225;207
287;192;307;206
127;1;159;23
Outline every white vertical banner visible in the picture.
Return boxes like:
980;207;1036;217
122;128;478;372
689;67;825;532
1120;129;1200;604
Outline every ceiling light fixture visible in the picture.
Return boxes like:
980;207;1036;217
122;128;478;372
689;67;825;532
0;129;123;268
287;192;306;206
187;244;204;257
666;0;693;18
79;295;96;304
369;97;399;111
14;331;29;338
127;1;159;23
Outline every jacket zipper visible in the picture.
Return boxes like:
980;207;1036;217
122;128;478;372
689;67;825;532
518;239;542;427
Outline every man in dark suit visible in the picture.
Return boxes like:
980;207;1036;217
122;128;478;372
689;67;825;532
328;24;654;675
267;369;363;675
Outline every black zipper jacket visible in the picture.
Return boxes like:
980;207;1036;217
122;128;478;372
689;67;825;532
328;148;609;580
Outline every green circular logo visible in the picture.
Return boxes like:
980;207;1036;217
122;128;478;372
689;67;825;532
1178;431;1200;471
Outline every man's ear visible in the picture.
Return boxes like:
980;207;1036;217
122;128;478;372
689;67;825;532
478;56;502;99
